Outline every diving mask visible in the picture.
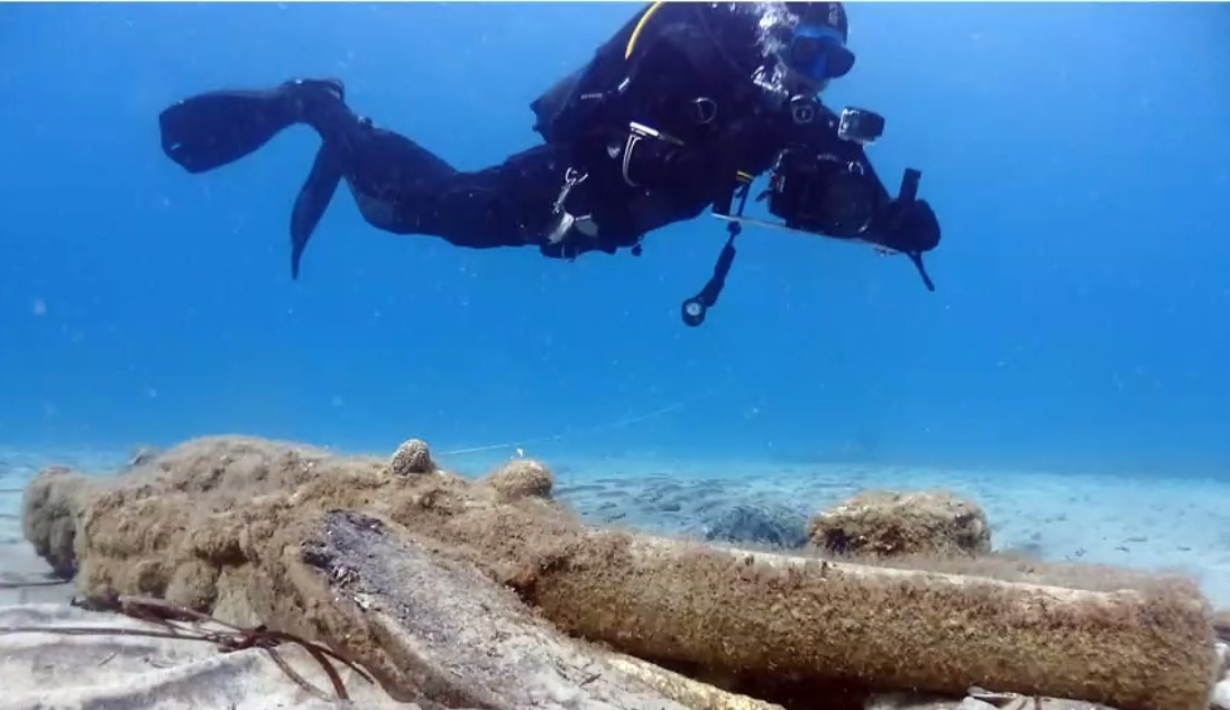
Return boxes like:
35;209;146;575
782;23;855;84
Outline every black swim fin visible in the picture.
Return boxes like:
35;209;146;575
159;88;300;174
159;80;346;174
290;144;344;280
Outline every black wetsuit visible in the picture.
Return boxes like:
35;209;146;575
158;2;940;280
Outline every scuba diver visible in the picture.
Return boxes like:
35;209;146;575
158;1;942;326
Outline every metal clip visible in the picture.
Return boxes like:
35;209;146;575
622;135;644;188
553;168;588;215
621;122;684;188
548;168;595;244
689;97;718;126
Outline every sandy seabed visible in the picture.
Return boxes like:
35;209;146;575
0;441;1227;710
3;447;1228;607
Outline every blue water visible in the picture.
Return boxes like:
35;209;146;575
1;2;1228;477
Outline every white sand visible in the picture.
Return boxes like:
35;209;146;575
0;604;406;709
0;544;73;607
1;479;75;607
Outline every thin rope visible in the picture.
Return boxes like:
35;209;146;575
438;401;687;457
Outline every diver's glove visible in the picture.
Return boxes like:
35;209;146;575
876;198;940;254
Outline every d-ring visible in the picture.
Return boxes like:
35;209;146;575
690;97;718;125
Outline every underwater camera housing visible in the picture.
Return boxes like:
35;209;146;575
765;148;879;237
765;107;888;237
712;106;899;240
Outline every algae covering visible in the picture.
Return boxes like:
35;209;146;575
19;436;1225;710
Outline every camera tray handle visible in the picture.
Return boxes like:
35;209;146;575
892;168;936;292
899;167;920;203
